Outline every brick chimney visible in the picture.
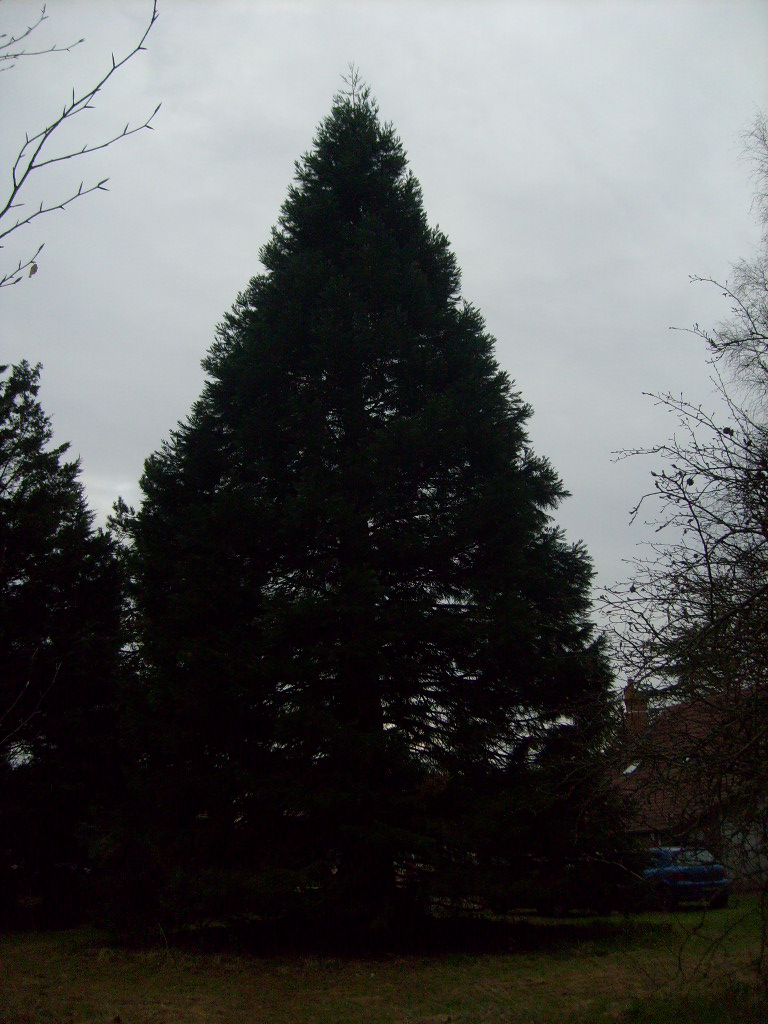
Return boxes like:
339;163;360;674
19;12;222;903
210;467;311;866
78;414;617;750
624;679;648;738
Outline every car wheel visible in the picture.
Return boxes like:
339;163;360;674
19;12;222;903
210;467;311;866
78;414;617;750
711;893;729;909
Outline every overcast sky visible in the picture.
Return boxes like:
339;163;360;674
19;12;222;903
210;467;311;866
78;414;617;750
3;0;768;610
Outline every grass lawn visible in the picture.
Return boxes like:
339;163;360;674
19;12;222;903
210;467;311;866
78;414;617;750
0;900;764;1023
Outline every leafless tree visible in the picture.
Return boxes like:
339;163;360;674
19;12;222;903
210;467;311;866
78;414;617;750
603;116;768;943
0;1;159;288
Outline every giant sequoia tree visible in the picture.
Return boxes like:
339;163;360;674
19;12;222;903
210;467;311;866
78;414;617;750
129;81;613;926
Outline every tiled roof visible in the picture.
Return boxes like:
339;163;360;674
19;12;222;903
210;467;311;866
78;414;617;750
617;687;749;839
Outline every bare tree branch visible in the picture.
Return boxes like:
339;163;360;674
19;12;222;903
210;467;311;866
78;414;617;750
603;114;768;934
0;3;83;70
0;1;159;288
0;655;61;751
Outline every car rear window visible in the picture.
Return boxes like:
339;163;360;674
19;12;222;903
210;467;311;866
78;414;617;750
673;849;715;866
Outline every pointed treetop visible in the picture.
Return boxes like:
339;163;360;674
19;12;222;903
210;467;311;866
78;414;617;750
337;63;371;108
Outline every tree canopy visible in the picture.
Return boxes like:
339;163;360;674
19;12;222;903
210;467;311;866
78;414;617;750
0;361;120;916
127;80;614;928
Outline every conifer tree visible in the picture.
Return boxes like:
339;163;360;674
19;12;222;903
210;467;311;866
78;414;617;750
129;77;613;927
0;361;121;920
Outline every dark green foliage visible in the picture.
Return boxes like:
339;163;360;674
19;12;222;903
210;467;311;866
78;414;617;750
0;361;121;921
127;80;616;929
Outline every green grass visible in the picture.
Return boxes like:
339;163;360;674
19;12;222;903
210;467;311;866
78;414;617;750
0;900;764;1023
593;983;768;1024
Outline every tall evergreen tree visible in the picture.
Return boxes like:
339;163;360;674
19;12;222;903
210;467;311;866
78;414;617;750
129;78;613;928
0;361;121;921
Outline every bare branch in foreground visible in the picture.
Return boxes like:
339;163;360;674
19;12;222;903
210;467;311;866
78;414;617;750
0;1;159;288
0;3;84;71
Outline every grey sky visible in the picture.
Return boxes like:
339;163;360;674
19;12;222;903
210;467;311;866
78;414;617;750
3;0;768;605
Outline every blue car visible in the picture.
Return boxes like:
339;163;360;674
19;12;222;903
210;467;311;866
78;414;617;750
643;847;731;909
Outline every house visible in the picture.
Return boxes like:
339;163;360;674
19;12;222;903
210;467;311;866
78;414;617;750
618;680;766;886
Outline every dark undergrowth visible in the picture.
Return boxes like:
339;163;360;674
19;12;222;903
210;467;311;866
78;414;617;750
165;907;671;958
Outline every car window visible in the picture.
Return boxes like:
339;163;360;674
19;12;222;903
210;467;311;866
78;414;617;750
673;849;715;866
